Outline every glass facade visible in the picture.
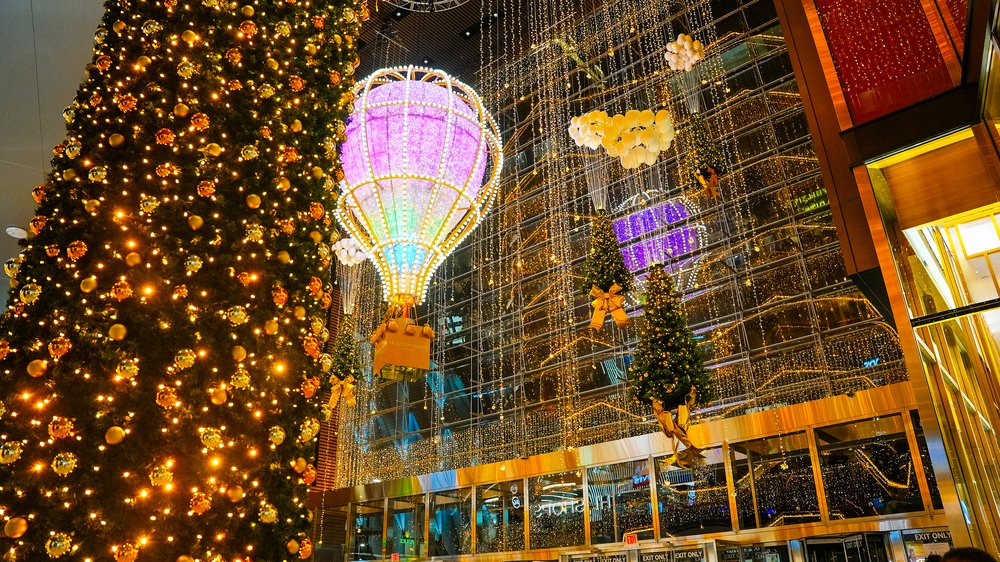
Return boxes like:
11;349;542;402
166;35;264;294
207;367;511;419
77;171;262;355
339;407;941;560
335;0;907;490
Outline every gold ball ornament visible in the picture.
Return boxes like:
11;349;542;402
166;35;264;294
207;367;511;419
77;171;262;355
105;426;126;445
19;283;41;304
277;251;291;264
241;5;254;16
4;258;20;278
294;306;307;320
80;276;98;293
188;215;204;230
246;194;261;208
109;323;127;340
299;538;314;559
173;103;189;117
177;556;195;562
185;255;203;272
287;539;300;555
149;464;173;486
277;176;291;191
110;280;133;301
204;143;222;157
312;166;325;179
174;348;196;370
299;418;320;443
226;485;245;502
114;543;139;562
125;252;141;267
113;20;126;33
259;502;278;523
3;517;27;539
88;166;107;182
266;58;279;70
181;29;197;44
264;320;279;335
231;345;247;361
52;452;79;476
190;492;212;515
84;199;101;213
116;360;139;380
48;417;75;440
292;457;307;473
61;169;76;182
45;533;72;558
304;43;318;55
210;387;227;405
48;336;72;360
231;368;251;389
27;359;48;378
66;240;87;260
246;223;264;242
0;442;23;464
320;353;333;372
200;427;223;449
290;120;302;133
109;133;125;147
227;306;249;325
156;387;178;408
269;426;286;445
309;230;324;243
197;180;216;197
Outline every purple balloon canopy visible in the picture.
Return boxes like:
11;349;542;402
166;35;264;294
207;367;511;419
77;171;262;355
336;68;502;304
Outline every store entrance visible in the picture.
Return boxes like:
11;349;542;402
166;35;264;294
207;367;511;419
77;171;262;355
805;534;891;562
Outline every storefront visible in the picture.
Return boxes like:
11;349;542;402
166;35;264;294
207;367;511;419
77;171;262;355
311;383;950;562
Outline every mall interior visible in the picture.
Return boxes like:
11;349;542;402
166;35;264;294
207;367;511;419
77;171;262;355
307;1;1000;562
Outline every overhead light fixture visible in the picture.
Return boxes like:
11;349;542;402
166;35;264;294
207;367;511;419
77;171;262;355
5;226;27;239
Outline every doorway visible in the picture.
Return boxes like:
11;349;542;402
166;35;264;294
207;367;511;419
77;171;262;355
806;534;891;562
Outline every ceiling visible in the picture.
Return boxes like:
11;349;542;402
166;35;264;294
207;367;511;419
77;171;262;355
0;0;496;308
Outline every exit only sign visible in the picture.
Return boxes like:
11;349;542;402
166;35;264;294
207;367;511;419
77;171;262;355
625;533;639;546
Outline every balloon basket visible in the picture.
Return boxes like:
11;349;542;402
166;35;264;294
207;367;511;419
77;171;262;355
371;317;434;383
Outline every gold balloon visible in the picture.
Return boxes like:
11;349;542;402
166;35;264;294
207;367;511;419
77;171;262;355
80;276;98;292
27;359;48;378
3;517;27;539
109;323;127;340
105;426;126;445
210;387;227;405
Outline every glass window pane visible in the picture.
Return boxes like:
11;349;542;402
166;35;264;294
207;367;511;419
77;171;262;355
587;460;654;544
476;479;525;553
818;415;923;518
387;495;425;561
351;500;384;562
731;432;820;528
656;447;732;536
429;489;471;556
528;471;585;549
911;410;944;509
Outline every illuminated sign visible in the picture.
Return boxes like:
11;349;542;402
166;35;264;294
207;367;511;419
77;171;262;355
534;498;585;516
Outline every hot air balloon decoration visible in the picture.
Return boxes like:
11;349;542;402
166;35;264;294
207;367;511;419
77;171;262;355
336;66;503;381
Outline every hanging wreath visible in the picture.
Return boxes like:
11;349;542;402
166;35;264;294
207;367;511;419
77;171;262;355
680;113;724;198
629;266;713;466
582;210;633;330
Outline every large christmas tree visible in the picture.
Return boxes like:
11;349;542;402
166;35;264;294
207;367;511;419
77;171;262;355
581;210;632;296
629;266;712;410
0;0;361;560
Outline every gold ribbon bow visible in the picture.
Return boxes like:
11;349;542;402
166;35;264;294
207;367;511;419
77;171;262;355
590;283;629;330
328;374;356;408
652;387;703;468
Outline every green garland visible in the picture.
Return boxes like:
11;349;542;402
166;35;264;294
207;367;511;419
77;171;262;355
581;209;633;295
628;266;713;410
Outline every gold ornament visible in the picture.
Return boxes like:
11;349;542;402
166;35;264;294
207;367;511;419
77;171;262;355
89;166;107;182
225;48;242;64
48;336;71;360
299;418;320;443
264;319;279;335
185;255;203;272
226;485;245;503
304;43;318;56
116;360;139;380
181;29;197;44
0;442;23;464
174;348;196;370
45;533;72;557
27;359;48;378
3;517;27;539
84;199;100;213
19;283;41;304
197;180;216;197
80;276;98;293
303;464;317;485
111;280;133;301
289;75;305;91
238;20;258;37
272;286;288;306
173;103;190;117
109;133;125;147
287;539;300;555
52;452;78;476
275;21;291;36
190;492;211;515
155;128;176;145
118;93;137;112
200;427;223;449
204;143;222;157
269;426;286;445
231;367;251;389
301;377;320;398
142;19;162;34
259;502;278;523
241;5;254;16
246;194;261;208
177;557;195;562
105;426;126;445
209;387;227;405
48;417;75;439
231;345;247;361
140;196;160;213
45;245;60;258
149;464;173;487
227;306;249;325
108;323;127;340
66;240;87;260
156;387;178;408
312;15;325;28
114;542;139;562
303;336;320;359
319;353;333;372
299;538;314;559
32;184;47;203
188;215;204;230
240;145;258;160
4;258;20;278
245;223;264;242
177;61;197;79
